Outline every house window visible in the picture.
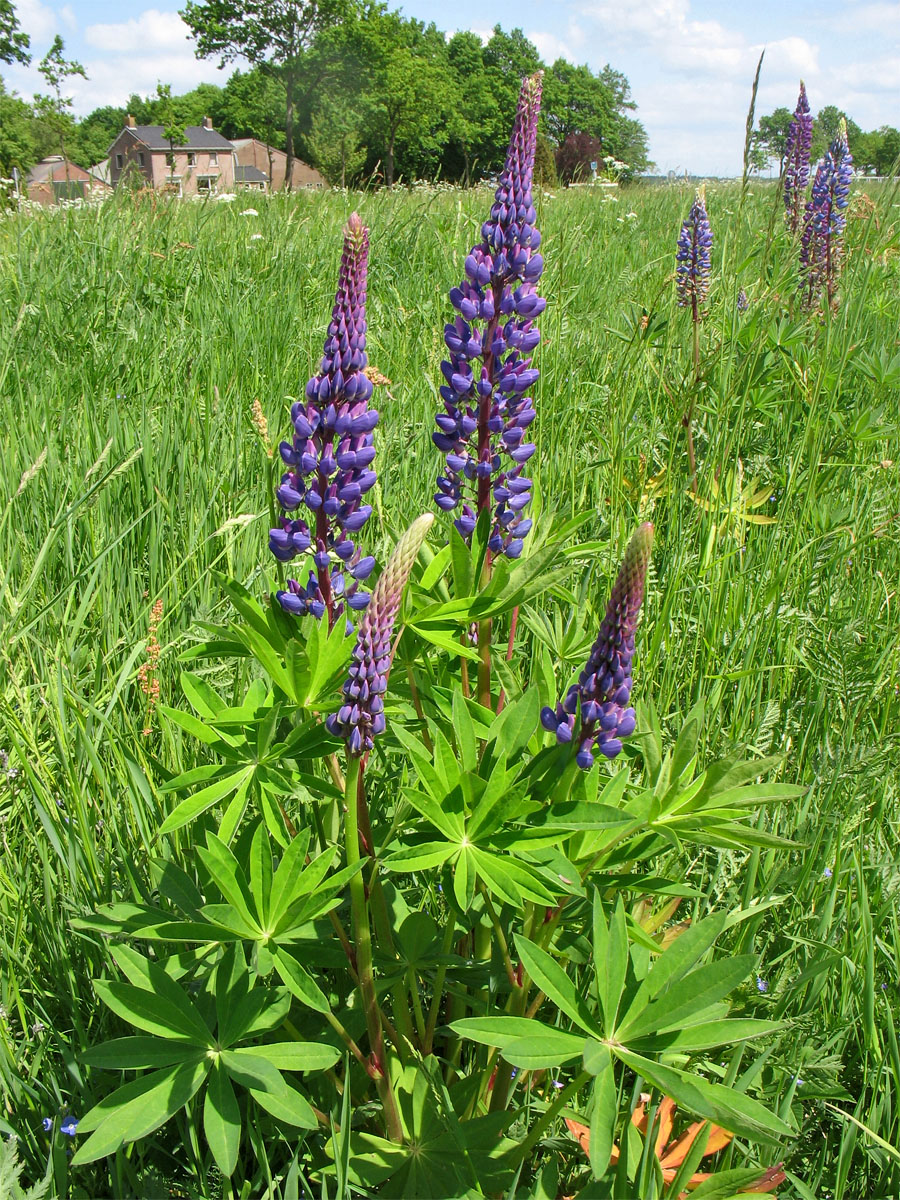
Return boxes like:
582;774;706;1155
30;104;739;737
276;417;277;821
138;152;145;166
197;175;215;193
187;152;196;167
115;153;123;169
209;152;218;166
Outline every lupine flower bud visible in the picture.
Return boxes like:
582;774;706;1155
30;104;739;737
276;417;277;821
675;188;712;315
432;73;544;559
783;82;813;233
327;514;434;756
541;523;653;769
270;213;377;626
800;119;853;308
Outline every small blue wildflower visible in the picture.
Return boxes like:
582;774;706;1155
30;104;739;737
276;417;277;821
756;976;768;994
42;1117;52;1132
60;1117;78;1137
823;866;833;878
551;1079;564;1089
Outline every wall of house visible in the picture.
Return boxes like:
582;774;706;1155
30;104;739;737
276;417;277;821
109;133;235;195
234;140;326;191
27;161;106;206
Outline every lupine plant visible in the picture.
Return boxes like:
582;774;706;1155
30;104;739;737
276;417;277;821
675;186;713;491
72;75;800;1196
783;82;813;233
800;118;854;309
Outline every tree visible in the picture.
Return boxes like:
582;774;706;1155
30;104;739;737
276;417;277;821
156;83;186;189
307;94;366;186
0;0;29;65
34;35;87;181
445;31;499;184
180;0;352;188
0;79;36;175
555;131;604;184
533;133;557;188
543;59;613;147
751;106;792;173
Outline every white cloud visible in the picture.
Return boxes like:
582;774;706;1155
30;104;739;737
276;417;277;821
84;9;194;54
14;0;58;45
527;30;579;64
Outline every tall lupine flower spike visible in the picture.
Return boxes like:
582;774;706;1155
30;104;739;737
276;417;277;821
328;514;434;756
800;119;853;309
783;82;812;233
675;187;712;315
542;523;653;769
432;72;545;560
270;213;378;626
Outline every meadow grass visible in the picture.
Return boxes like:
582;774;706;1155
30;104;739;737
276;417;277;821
0;179;899;1197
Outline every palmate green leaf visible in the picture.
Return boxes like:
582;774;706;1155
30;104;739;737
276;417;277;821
466;753;515;841
272;948;331;1014
614;1049;794;1145
629;1018;781;1054
451;688;477;772
382;841;456;872
453;844;475;910
159;763;224;792
80;1036;197;1070
497;1031;586;1069
72;1058;209;1164
473;848;556;906
248;1042;341;1071
267;829;312;925
400;780;464;839
198;833;260;932
159;764;255;836
486;689;540;760
617;911;727;1031
222;1051;317;1129
249;823;273;928
618;955;757;1041
303;612;355;704
159;704;225;747
593;893;628;1038
205;1059;241;1177
94;981;212;1044
180;671;227;719
688;1167;788;1199
515;936;601;1036
589;1048;616;1180
221;985;290;1048
407;621;482;660
417;541;452;593
450;1016;543;1047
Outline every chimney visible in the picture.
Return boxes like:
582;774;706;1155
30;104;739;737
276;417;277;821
203;116;213;130
127;114;136;128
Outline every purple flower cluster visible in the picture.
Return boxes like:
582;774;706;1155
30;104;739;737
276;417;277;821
432;72;545;560
675;189;712;314
270;213;378;625
541;524;653;769
801;119;853;307
328;514;434;756
783;82;813;232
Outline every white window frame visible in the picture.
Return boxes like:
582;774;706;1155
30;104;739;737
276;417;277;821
187;152;197;167
115;153;124;169
209;151;218;167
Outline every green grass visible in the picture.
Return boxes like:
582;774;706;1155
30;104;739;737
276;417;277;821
0;179;899;1197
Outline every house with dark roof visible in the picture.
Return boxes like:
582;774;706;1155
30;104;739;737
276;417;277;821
109;116;235;196
234;164;267;190
231;138;326;191
26;156;111;206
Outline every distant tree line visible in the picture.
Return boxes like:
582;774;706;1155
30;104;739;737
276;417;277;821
0;0;650;187
753;102;899;177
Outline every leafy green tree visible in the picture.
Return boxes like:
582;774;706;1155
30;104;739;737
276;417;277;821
34;35;87;179
482;25;542;162
0;0;29;65
71;104;126;168
0;78;36;174
443;31;502;184
216;68;285;143
156;83;186;187
346;10;449;187
533;133;557;187
306;93;366;186
543;59;613;147
180;0;353;188
752;106;792;173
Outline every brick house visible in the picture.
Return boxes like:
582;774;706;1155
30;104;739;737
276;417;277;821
108;116;235;196
231;138;326;191
26;157;111;206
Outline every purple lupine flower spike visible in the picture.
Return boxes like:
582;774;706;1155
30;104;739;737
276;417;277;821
542;523;653;769
783;82;812;233
328;514;434;756
432;72;544;559
271;213;378;627
800;118;853;308
675;188;712;315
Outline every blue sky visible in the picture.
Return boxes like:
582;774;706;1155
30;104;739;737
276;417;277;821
3;0;898;174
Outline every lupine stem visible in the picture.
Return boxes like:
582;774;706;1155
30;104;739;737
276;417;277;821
425;915;458;1056
343;756;403;1141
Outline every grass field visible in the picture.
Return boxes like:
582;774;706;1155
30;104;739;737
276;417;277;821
1;178;899;1198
